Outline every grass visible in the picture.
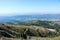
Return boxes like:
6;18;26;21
0;36;60;40
0;23;60;40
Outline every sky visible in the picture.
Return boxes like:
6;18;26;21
0;0;60;16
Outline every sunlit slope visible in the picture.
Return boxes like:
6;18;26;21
0;21;59;38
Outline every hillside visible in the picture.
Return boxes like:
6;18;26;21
16;20;60;31
0;20;60;38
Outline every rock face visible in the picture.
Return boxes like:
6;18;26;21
47;29;56;32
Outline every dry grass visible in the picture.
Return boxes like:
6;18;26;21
0;36;60;40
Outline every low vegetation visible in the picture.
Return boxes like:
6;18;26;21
0;20;60;40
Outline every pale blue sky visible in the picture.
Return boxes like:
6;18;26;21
0;0;60;16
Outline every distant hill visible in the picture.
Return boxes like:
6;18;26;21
0;14;60;23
